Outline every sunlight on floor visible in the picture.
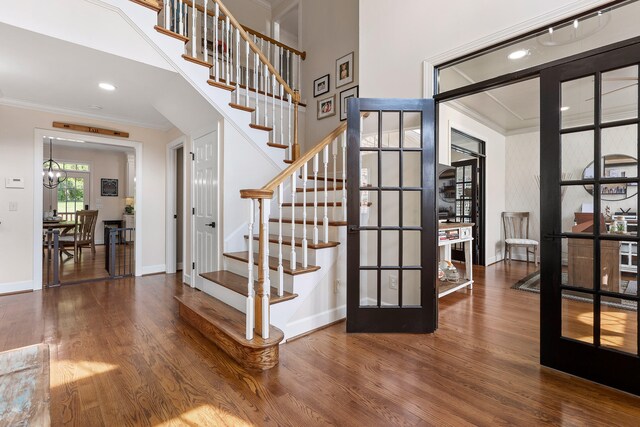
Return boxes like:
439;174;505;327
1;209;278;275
154;405;253;427
49;360;118;388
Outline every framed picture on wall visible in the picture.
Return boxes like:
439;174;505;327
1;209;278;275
314;74;330;97
339;86;359;121
101;178;118;197
317;94;336;120
336;52;354;88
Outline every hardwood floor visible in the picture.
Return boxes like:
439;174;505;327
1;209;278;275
2;261;639;425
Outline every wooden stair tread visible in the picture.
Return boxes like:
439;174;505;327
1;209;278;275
282;202;343;207
182;54;212;68
296;186;344;192
175;293;283;348
154;25;189;43
130;0;161;12
267;142;288;149
244;234;339;249
249;123;273;132
199;270;298;305
224;252;320;275
207;79;235;91
229;103;255;113
269;218;347;227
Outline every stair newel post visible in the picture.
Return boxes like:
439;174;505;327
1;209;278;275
313;153;319;245
341;132;347;220
332;138;338;219
214;3;219;81
225;16;231;85
277;183;284;297
235;28;240;104
293;91;300;161
290;172;297;270
254;52;260;125
246;198;255;340
244;40;250;107
302;163;308;268
256;198;271;339
203;0;208;63
323;145;329;243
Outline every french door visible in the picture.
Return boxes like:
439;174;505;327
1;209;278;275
346;98;437;333
451;159;478;263
540;42;640;394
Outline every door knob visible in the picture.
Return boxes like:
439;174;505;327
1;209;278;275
205;222;216;228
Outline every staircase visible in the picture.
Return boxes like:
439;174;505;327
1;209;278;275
128;0;350;370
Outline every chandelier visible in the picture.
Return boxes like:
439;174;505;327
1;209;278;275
42;138;67;189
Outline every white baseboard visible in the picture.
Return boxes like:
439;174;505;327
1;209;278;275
0;280;35;295
141;264;166;275
286;305;346;341
183;273;191;285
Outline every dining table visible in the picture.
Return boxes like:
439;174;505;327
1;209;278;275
43;220;76;259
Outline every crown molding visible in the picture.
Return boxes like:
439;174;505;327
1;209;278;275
0;96;173;131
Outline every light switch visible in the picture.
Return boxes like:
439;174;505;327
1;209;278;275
8;202;17;211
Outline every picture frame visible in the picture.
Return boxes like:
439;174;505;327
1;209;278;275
339;86;359;121
101;178;118;197
313;74;330;98
601;183;627;195
336;52;354;88
317;94;337;120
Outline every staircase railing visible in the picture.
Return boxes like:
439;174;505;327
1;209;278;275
157;0;304;160
239;114;368;340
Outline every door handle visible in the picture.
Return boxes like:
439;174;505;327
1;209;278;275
348;225;359;234
205;222;216;228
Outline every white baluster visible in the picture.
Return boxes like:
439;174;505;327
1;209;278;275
261;199;271;339
279;84;284;148
203;0;208;62
297;53;301;92
164;0;169;29
288;93;292;154
286;50;291;87
245;40;250;107
264;65;268;127
235;28;240;103
277;184;284;297
225;16;231;84
290;173;297;270
302;163;308;268
214;3;219;81
246;199;255;340
313;154;319;245
323;145;329;243
341;133;347;220
254;52;259;124
332;139;338;218
191;2;196;57
272;74;276;138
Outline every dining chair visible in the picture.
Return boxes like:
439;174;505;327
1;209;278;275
502;212;539;265
58;210;99;262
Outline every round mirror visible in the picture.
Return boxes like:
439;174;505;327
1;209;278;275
583;154;638;201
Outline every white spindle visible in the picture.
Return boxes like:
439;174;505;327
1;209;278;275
164;0;169;29
214;3;219;81
323;145;329;243
277;184;284;297
332;140;338;218
279;84;284;148
235;28;240;103
297;54;301;92
313;154;319;245
341;133;347;220
191;2;196;57
286;50;291;87
245;40;250;107
290;173;297;270
302;163;308;268
263;65;268;126
288;93;292;153
254;52;260;124
246;199;255;340
203;0;208;62
225;16;231;84
261;199;271;339
272;74;276;135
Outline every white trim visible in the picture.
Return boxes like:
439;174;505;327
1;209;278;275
183;273;192;285
34;127;145;290
0;280;35;295
165;136;187;275
285;305;346;342
142;264;167;275
0;96;172;131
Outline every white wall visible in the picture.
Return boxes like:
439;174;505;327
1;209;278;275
222;0;272;34
0;104;180;293
440;104;506;265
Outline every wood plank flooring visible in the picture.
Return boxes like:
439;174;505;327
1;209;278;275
1;261;639;425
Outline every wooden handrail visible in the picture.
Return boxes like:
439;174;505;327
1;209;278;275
241;122;347;199
182;0;305;59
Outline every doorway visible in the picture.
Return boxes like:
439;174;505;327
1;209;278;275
166;137;187;277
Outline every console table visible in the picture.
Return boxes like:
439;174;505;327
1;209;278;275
438;222;474;298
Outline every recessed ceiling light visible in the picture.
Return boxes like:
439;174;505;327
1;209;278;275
507;49;529;60
561;106;570;112
99;82;116;91
88;105;103;110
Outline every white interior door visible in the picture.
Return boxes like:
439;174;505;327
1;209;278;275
193;131;218;290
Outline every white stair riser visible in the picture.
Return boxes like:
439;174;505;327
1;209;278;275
245;238;321;264
268;222;342;241
199;278;247;313
285;206;344;219
293;190;345;203
224;256;295;292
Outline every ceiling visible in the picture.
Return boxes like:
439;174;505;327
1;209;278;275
0;23;220;132
445;0;640;135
